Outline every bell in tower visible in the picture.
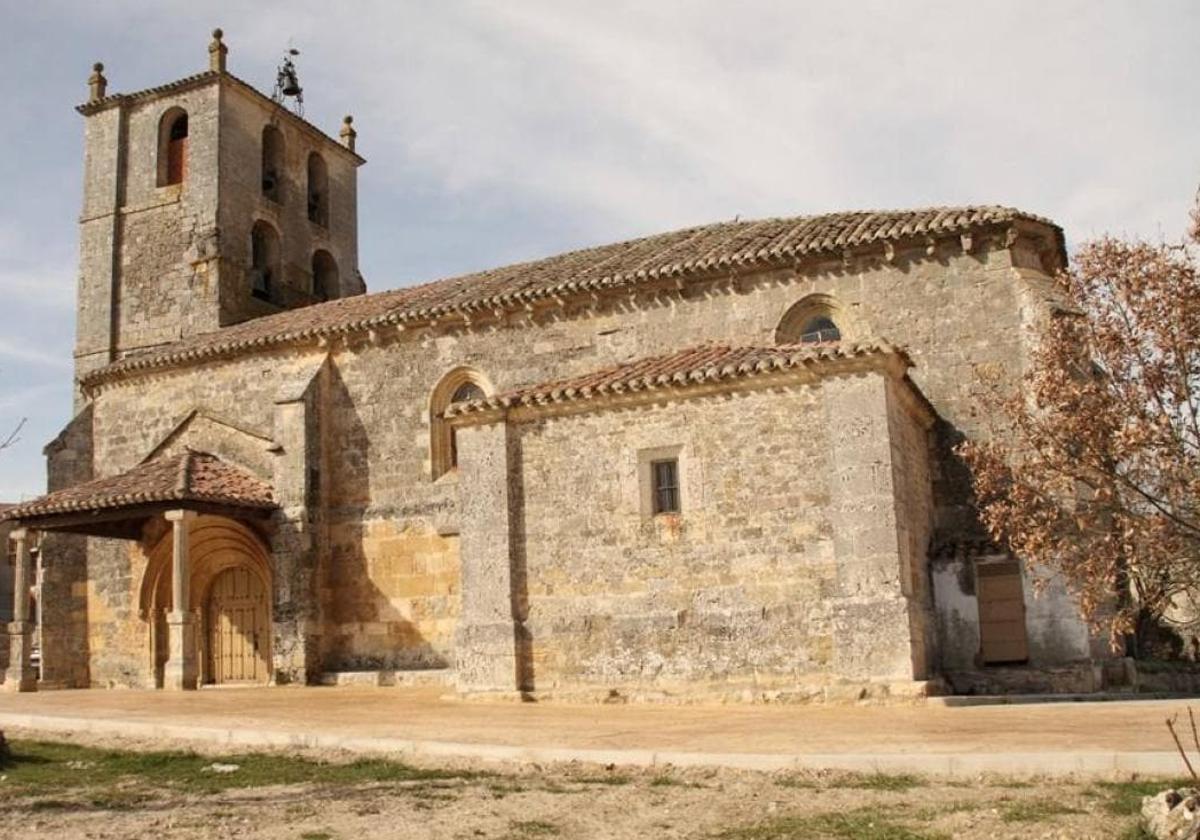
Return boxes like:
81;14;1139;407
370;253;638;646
272;48;304;115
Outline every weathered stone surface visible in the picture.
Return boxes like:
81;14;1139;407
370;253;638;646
447;362;935;698
1144;789;1200;840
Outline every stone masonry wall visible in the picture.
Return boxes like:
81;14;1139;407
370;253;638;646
71;238;1060;685
37;405;95;687
472;369;930;699
75;76;360;408
75;82;222;408
885;378;938;678
218;84;361;325
115;86;222;354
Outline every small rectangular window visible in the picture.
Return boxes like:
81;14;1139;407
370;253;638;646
651;458;680;515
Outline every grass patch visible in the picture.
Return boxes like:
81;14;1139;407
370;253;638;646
574;774;632;786
841;772;926;792
487;781;530;799
649;774;702;788
88;791;154;811
714;808;947;840
1092;778;1192;816
508;820;560;836
908;800;982;821
1116;823;1156;840
775;772;925;792
3;739;492;798
999;798;1082;823
28;798;86;812
775;775;823;790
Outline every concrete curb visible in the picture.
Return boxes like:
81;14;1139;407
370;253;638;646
929;691;1191;707
0;711;1181;777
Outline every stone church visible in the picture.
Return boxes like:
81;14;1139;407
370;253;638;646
1;32;1113;699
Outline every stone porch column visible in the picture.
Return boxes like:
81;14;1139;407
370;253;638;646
3;528;37;692
163;510;198;690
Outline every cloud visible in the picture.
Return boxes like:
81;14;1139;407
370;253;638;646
0;338;72;371
0;263;76;311
0;382;59;411
272;0;1200;245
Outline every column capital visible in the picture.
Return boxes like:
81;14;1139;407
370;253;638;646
164;509;197;523
9;527;29;543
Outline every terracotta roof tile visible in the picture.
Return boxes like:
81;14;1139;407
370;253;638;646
1;450;275;521
81;206;1059;389
444;341;910;417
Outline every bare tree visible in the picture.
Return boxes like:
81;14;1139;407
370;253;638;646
0;367;27;455
0;416;25;453
959;195;1200;652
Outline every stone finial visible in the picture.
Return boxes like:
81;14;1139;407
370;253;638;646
88;62;107;102
339;115;357;152
208;28;228;73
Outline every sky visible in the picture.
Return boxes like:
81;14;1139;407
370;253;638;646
0;0;1197;500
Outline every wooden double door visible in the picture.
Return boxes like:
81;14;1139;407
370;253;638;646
206;567;270;684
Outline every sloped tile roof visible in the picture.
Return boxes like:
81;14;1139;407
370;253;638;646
444;341;910;417
81;206;1059;389
1;450;275;521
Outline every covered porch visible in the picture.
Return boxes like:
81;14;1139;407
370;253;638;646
1;449;276;692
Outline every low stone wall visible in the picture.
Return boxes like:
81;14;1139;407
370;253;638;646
1135;660;1200;695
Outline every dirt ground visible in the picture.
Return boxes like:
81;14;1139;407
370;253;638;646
0;685;1186;758
0;729;1165;840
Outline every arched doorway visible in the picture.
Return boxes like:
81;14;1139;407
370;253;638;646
206;566;271;684
141;516;274;687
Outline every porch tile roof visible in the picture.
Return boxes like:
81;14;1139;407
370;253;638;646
444;341;911;417
1;450;275;521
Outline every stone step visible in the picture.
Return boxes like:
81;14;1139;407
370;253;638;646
318;669;454;688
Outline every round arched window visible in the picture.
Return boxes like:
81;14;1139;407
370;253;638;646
799;316;841;343
774;294;854;345
450;382;486;404
429;369;493;480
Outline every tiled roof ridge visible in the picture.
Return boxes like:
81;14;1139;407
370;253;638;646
1;449;275;522
444;340;908;418
75;70;363;164
81;205;1060;390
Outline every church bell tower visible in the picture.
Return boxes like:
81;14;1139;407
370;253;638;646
73;30;366;401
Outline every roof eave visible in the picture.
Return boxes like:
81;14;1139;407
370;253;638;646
77;208;1059;391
